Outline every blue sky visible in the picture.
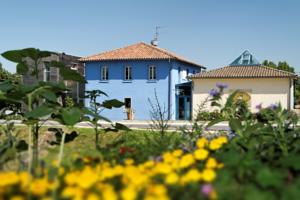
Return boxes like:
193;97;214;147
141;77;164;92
0;0;299;72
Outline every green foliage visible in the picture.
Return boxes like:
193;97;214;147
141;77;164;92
0;48;85;175
85;89;127;150
204;83;300;199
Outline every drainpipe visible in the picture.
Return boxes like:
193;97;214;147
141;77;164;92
168;58;172;120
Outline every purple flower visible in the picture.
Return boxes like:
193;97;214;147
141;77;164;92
209;89;219;97
201;184;213;197
255;103;262;110
268;104;278;110
216;83;228;89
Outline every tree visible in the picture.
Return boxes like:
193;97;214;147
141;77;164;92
0;62;21;83
262;60;295;73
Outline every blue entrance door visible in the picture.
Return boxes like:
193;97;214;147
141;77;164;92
177;96;191;120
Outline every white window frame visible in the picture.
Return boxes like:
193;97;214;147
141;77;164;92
44;62;51;82
124;66;132;81
101;66;109;81
148;65;156;81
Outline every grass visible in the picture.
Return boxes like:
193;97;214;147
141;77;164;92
1;124;186;169
42;127;183;167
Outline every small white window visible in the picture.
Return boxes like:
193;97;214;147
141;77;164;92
101;66;109;80
71;63;78;70
149;65;156;80
44;62;51;82
181;69;187;79
124;66;132;80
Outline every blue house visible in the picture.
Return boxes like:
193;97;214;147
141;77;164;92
80;42;205;120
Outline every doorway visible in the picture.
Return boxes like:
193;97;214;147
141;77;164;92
176;82;192;120
124;98;133;120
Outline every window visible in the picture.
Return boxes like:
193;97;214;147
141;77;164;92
71;63;78;71
124;98;131;109
148;65;156;80
186;69;189;76
181;69;187;79
44;62;51;82
101;66;109;81
124;66;132;81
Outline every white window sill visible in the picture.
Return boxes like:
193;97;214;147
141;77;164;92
123;80;132;83
147;80;157;83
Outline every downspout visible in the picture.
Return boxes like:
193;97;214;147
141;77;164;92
168;58;172;120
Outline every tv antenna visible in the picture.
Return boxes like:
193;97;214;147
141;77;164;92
151;26;166;46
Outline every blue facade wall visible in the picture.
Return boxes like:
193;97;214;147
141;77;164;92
85;60;171;120
85;59;202;120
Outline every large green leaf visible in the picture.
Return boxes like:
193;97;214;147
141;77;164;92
51;61;85;83
1;50;23;63
82;107;111;122
102;99;124;109
25;104;55;119
39;90;57;102
114;123;130;131
229;118;242;133
0;81;14;92
61;107;81;126
255;167;285;188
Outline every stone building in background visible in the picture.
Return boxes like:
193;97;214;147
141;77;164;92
22;52;85;105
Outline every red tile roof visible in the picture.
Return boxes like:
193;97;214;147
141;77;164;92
190;65;297;79
79;42;204;68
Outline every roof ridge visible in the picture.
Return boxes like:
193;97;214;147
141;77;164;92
260;65;296;75
80;42;144;61
190;65;297;79
141;42;177;59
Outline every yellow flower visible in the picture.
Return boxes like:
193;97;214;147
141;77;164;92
30;178;50;196
87;193;100;200
77;167;99;189
172;149;183;157
218;136;228;144
124;159;135;165
209;136;228;151
156;163;173;174
165;172;179;184
61;186;84;199
162;152;174;163
209;139;222;151
121;186;137;200
10;196;25;200
0;171;19;187
202;169;216;182
194;149;209;160
180;169;202;184
206;157;218;169
179;154;195;168
197;138;208;149
101;184;118;200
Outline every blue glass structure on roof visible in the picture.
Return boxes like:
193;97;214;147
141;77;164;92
229;50;260;66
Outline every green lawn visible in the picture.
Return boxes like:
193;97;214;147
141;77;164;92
42;127;183;167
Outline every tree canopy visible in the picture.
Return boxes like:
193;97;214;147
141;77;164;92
262;60;295;73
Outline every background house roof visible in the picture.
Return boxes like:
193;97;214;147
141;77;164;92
79;42;205;68
229;50;260;66
190;65;297;79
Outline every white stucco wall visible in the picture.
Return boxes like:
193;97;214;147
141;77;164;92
192;78;292;118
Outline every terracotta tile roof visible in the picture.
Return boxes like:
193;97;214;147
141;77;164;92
79;42;204;68
190;65;297;79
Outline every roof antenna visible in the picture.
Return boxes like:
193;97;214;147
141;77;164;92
151;26;164;46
